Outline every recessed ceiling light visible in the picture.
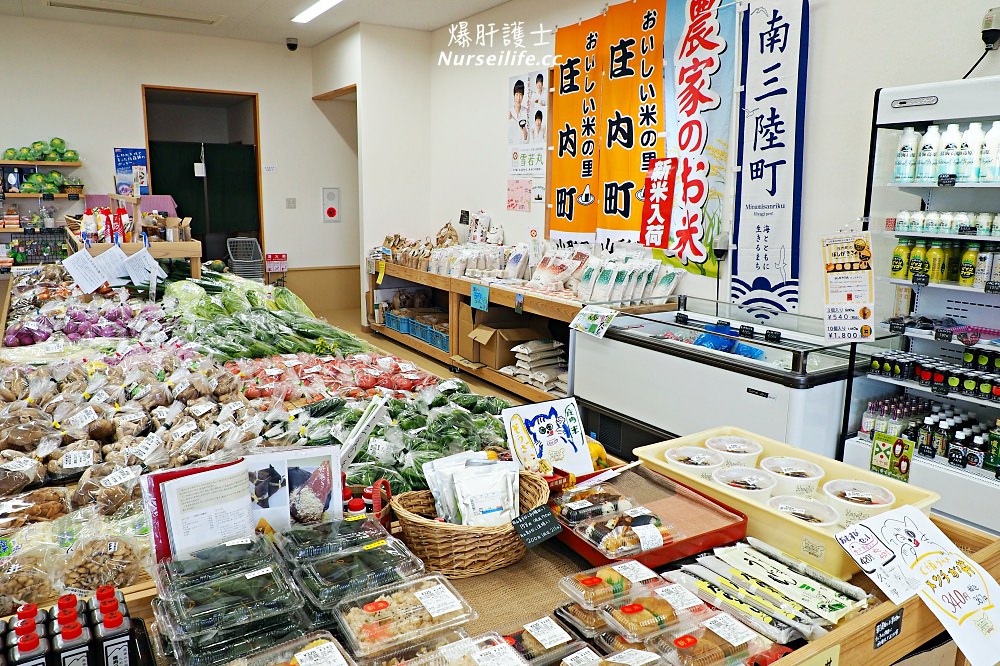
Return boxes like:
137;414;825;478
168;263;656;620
291;0;343;23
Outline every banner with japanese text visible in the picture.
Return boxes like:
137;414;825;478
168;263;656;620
640;158;678;248
596;0;665;248
548;16;605;244
731;0;809;315
654;0;737;278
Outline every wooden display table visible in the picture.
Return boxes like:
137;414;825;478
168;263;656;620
65;228;203;279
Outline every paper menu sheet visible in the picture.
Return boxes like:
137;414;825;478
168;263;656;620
62;250;109;294
123;247;167;287
93;244;130;279
161;462;255;558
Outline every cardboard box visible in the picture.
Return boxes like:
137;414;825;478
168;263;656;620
469;325;547;370
458;303;479;363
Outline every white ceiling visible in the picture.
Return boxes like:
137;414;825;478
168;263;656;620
2;0;510;47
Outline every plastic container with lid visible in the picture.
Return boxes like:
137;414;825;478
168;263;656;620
277;516;390;564
294;535;425;609
355;629;469;666
710;467;776;500
553;602;608;639
599;582;714;643
593;631;644;656
158;562;305;637
643;612;778;666
334;574;477;657
822;479;896;527
503;616;587;666
557;561;662;611
589;648;663;666
573;508;681;559
155;534;279;589
663;448;724;482
551;484;635;526
704;437;763;467
239;630;357;666
758;456;825;497
406;632;529;666
766;496;839;528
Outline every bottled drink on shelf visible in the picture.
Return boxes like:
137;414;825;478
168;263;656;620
908;240;928;276
894;126;920;182
890;238;911;278
916;125;941;181
980;121;1000;182
958;122;985;181
938;124;962;176
960;243;979;286
926;241;946;282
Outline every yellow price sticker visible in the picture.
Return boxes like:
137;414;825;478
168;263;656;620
363;540;387;551
376;260;386;285
345;514;367;522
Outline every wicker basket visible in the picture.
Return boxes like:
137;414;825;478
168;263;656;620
391;472;549;578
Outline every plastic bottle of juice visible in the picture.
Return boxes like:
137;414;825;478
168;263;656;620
959;243;979;286
986;419;1000;471
890;237;911;278
946;241;962;282
908;240;928;276
926;241;946;282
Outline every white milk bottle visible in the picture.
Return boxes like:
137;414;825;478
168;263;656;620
916;125;941;181
979;121;1000;182
894;127;920;182
958;122;984;182
937;124;962;177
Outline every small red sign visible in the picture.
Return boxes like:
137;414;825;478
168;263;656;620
580;576;603;587
673;635;698;649
363;600;389;613
640;157;678;250
265;253;288;273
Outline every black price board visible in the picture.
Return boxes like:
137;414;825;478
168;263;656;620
873;609;903;650
912;273;930;287
932;384;949;396
459;209;470;226
985;281;1000;295
512;505;562;548
948;448;968;468
917;443;936;458
67;193;80;201
716;319;731;330
937;173;957;187
739;325;755;339
888;321;907;334
764;330;782;343
41;193;54;201
934;328;954;342
676;295;687;310
675;313;689;325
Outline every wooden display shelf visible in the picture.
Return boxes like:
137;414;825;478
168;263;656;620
451;276;582;323
370;322;453;365
0;160;82;167
381;262;453;290
467;365;557;403
65;229;203;279
4;193;80;199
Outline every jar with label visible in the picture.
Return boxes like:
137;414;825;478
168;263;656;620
976;212;994;236
924;212;942;235
896;211;911;232
940;212;956;234
969;436;987;467
910;210;926;233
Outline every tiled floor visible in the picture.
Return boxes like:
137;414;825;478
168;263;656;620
316;307;523;404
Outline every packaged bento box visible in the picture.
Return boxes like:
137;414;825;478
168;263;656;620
573;508;680;559
557;561;661;610
551;485;635;526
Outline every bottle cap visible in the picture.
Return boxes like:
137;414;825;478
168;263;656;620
58;594;78;611
342;486;352;501
17;633;40;652
15;604;37;621
57;608;77;627
99;598;118;615
95;585;116;603
61;622;83;641
103;611;124;630
363;486;374;500
347;497;366;513
13;619;36;637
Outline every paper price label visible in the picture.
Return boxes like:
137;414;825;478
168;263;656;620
562;649;600;666
100;466;138;488
265;368;284;377
565;500;593;510
151;406;171;421
132;384;151;400
68;406;99;430
606;649;659;666
189;403;214;417
398;362;417;372
414;584;463;618
631;524;664;552
303;366;323;375
702;614;756;648
1;457;36;473
245;566;273;580
623;507;652;518
61;450;95;470
294;642;349;666
129;434;162;462
45;341;65;353
524;617;571;649
149;331;168;344
171;421;198;440
472;645;522;666
216;422;234;437
22;320;41;331
172;380;191;395
283;359;302;367
117;411;144;423
611;561;658;584
654;584;703;611
224;538;253;546
90;389;112;405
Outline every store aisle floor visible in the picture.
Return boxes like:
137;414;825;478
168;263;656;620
316;308;524;405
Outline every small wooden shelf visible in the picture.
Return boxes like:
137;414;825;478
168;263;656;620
0;161;82;167
381;262;454;291
466;365;557;403
370;323;454;366
3;193;81;199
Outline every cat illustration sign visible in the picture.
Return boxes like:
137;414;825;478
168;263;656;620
502;398;594;476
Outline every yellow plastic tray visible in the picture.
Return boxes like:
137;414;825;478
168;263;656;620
632;426;941;580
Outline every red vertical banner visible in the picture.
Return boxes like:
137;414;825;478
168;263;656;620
596;0;665;247
548;16;606;244
640;158;678;248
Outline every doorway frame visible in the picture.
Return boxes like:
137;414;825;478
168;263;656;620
141;84;266;251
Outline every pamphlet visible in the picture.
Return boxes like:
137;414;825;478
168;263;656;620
244;445;343;533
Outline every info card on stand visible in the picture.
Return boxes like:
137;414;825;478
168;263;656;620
836;506;1000;666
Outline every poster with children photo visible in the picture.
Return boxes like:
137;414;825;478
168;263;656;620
502;398;594;476
527;70;547;145
508;75;531;146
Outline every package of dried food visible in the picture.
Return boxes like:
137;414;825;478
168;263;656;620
407;632;527;666
276;516;390;564
355;630;469;666
159;562;305;638
552;603;607;639
294;536;424;609
557;561;661;611
503;616;586;666
239;630;357;666
71;463;143;515
335;574;477;657
0;486;71;535
600;582;713;643
574;508;680;559
0;453;46;496
110;404;152;440
643;612;777;666
45;438;103;478
550;485;634;526
57;401;117;442
63;533;142;592
155;535;280;590
0;547;61;604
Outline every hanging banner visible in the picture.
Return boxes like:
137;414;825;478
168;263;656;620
731;0;809;315
639;158;678;248
596;0;665;248
655;0;737;278
821;231;874;342
548;16;605;244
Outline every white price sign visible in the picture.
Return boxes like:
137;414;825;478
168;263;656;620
413;584;463;618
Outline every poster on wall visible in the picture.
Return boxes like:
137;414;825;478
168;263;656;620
820;231;874;342
508;72;546;178
731;0;810;315
507;178;532;212
114;148;149;196
595;0;665;248
654;0;737;279
548;15;606;244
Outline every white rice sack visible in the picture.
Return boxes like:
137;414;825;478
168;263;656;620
608;263;631;303
575;257;603;302
642;262;667;303
516;356;564;371
498;365;518;377
648;266;683;302
511;339;563;354
590;261;617;303
515;348;565;363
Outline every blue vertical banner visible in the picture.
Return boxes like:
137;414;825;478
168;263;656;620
113;148;149;196
656;0;737;278
731;0;808;316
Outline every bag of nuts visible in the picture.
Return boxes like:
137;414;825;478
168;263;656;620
71;463;143;515
63;534;142;592
0;452;47;497
0;487;71;536
0;547;61;604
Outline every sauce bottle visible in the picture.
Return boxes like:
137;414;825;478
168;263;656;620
14;607;46;629
52;621;92;666
6;618;45;650
917;417;935;454
94;611;131;666
926;241;946;282
49;609;78;639
49;595;85;622
890;238;911;278
91;599;124;627
346;497;367;517
8;632;49;666
932;419;951;457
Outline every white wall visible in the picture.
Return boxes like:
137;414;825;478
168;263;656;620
146;103;229;143
1;15;358;269
315;99;361;266
313;24;361;95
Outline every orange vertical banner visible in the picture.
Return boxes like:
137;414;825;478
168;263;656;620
596;0;666;247
548;15;605;244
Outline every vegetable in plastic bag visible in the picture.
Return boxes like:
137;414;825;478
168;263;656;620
273;286;315;318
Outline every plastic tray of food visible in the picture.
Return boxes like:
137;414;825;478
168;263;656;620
154;535;279;590
550;484;635;526
642;612;779;666
593;633;645;656
335;574;478;657
632;427;941;578
552;602;607;639
239;631;357;666
158;562;305;638
576;648;663;666
555;467;746;570
599;582;714;643
502;616;587;666
557;561;662;611
406;632;529;666
276;516;391;564
355;630;469;666
294;536;425;609
573;507;681;559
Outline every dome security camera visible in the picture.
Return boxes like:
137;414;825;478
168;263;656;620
286;37;299;52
